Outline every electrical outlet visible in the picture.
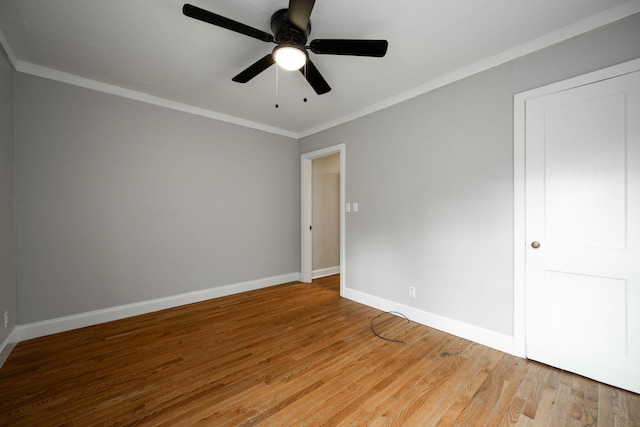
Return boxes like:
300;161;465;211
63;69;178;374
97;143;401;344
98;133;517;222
409;286;416;299
3;311;8;328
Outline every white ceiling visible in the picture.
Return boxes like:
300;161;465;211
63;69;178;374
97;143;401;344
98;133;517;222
0;0;638;137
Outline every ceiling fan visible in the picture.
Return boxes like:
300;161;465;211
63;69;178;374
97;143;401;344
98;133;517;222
183;0;388;95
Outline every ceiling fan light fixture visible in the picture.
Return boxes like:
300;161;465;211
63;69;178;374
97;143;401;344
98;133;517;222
273;45;307;70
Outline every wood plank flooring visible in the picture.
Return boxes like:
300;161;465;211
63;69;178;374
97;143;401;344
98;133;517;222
1;282;638;426
312;274;340;293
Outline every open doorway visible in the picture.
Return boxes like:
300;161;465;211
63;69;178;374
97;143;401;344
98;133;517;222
301;144;345;295
311;153;340;278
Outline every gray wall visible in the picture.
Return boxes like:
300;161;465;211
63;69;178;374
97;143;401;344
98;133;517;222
312;153;340;272
0;46;16;342
299;13;640;337
15;74;300;324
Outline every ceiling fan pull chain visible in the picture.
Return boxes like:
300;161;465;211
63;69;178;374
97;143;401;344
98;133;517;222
275;65;279;108
303;63;308;103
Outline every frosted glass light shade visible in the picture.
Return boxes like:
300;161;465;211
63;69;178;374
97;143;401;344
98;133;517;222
273;46;307;70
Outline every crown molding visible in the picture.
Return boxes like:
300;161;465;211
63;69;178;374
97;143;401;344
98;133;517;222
0;26;18;69
14;60;298;139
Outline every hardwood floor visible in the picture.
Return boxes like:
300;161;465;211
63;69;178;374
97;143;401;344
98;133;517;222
312;273;340;293
1;282;638;426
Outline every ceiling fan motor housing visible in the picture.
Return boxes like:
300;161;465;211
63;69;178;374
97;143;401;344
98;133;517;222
271;9;310;47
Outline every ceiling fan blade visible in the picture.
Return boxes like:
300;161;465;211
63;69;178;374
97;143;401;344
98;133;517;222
232;54;275;83
183;4;274;43
300;60;331;95
287;0;315;31
310;39;388;57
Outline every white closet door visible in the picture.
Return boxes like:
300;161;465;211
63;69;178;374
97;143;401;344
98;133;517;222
525;71;640;393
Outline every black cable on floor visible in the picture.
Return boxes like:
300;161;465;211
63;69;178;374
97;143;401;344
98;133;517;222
370;311;410;344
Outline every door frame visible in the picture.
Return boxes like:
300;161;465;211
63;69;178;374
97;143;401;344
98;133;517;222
301;144;346;294
513;58;640;357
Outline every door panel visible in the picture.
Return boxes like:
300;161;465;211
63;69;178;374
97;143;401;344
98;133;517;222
542;271;627;355
525;71;640;393
543;93;627;249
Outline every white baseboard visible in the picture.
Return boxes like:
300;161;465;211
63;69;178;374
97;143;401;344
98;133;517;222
0;328;18;369
343;287;515;355
17;272;300;342
312;266;340;279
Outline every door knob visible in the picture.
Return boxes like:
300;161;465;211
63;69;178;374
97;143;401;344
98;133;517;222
531;241;541;249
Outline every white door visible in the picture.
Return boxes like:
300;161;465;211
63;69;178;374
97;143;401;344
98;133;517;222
525;71;640;393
